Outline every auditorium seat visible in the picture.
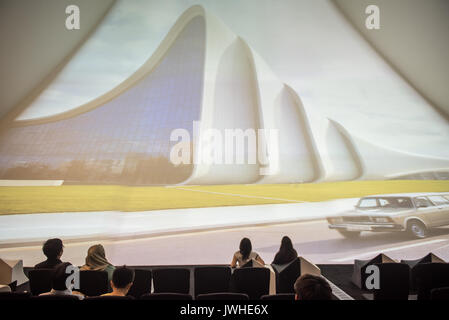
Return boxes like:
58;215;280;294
402;253;445;290
79;270;109;297
127;269;152;298
86;295;135;300
231;267;270;300
372;263;410;300
28;269;54;296
431;287;449;300
197;293;249;300
413;263;449;300
140;293;193;300
261;293;295;300
352;253;396;290
152;268;190;294
194;266;231;297
0;292;31;300
31;294;80;301
272;258;301;293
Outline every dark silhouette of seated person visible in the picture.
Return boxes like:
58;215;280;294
231;238;265;268
101;266;135;297
272;236;298;265
34;238;64;269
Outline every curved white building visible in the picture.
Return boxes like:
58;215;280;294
0;5;448;185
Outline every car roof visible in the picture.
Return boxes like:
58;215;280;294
361;192;449;198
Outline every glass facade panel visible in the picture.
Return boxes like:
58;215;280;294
0;16;205;185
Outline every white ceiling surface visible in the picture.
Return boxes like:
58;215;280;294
2;0;449;158
0;0;116;120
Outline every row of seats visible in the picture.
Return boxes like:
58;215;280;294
27;266;278;300
0;292;296;301
354;262;449;300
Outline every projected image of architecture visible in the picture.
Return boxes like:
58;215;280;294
0;5;448;185
0;15;205;184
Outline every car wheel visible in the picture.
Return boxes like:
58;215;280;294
337;230;361;239
407;220;428;239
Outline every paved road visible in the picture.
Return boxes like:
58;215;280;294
1;219;448;266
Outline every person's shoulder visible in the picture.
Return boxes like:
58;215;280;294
106;264;116;271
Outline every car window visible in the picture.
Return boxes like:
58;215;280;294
428;196;449;206
396;197;413;208
378;197;412;208
358;198;378;208
414;197;433;208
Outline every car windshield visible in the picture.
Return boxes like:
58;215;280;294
356;197;413;209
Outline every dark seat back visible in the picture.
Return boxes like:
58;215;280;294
0;292;31;300
86;295;134;300
194;266;231;297
32;294;80;301
28;269;54;296
231;267;270;300
140;293;192;300
261;293;295;300
127;269;152;298
431;287;449;300
274;258;301;293
197;293;249;300
414;263;449;300
372;263;410;300
152;268;190;294
79;270;109;297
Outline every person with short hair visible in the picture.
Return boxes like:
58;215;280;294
40;262;84;299
272;236;298;265
102;266;135;297
230;238;265;268
34;238;64;269
294;274;332;300
80;244;115;281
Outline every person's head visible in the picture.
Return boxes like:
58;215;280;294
111;266;135;294
294;274;332;300
87;244;106;259
42;238;64;260
52;262;75;291
239;238;252;260
85;244;110;268
280;236;294;252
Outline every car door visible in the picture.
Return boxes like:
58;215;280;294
427;195;449;226
413;197;436;226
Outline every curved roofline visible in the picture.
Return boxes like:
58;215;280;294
12;5;206;127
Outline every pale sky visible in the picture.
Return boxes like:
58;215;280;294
17;0;449;158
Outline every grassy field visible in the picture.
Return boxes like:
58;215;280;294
0;180;448;215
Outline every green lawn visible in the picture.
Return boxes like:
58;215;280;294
0;180;448;215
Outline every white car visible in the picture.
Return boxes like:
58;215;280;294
327;193;449;239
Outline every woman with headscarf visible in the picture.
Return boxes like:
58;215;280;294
272;236;298;265
80;244;115;281
230;237;265;268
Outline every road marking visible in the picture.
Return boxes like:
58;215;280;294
172;187;306;203
331;239;448;262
